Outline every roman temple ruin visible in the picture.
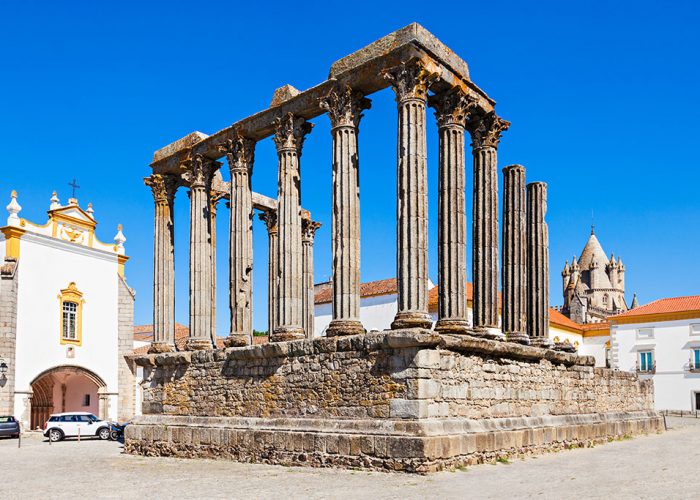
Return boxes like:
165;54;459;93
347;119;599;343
126;23;661;472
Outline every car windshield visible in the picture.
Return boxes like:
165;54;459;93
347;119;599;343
0;416;14;423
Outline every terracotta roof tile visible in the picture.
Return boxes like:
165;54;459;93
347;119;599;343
315;278;397;304
548;308;583;331
131;323;225;354
609;295;700;320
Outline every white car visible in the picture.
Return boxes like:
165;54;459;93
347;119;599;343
42;412;111;442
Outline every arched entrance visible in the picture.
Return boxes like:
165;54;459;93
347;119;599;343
29;366;107;430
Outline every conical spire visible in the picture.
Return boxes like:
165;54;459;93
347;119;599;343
631;293;639;309
562;260;570;276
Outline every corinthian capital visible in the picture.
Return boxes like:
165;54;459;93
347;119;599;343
383;60;439;102
272;113;313;154
428;88;477;129
301;219;321;243
466;110;510;149
319;85;371;129
218;133;256;174
259;210;278;235
181;154;218;189
145;173;179;205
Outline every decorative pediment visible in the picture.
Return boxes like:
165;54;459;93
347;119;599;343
49;205;97;230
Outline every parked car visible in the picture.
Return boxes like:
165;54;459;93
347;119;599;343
42;412;111;442
0;416;20;438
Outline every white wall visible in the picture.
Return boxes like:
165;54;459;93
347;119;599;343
613;318;700;411
580;335;609;367
314;293;399;337
12;234;121;424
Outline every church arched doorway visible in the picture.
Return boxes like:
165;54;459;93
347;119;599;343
29;366;107;430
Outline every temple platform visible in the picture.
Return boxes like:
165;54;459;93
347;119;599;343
125;330;662;473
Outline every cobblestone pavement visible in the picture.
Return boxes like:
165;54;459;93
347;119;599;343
3;417;698;499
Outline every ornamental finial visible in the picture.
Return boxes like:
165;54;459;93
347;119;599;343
6;190;21;227
50;191;60;210
114;224;126;253
86;202;94;217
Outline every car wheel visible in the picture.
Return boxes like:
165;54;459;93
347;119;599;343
109;430;120;441
49;429;63;442
98;427;110;440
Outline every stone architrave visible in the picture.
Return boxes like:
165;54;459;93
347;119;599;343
467;110;510;338
502;165;529;345
384;60;438;331
302;219;321;339
429;88;474;334
182;155;218;350
319;85;370;337
220;135;256;347
527;182;552;348
259;210;278;337
145;173;179;353
271;113;313;342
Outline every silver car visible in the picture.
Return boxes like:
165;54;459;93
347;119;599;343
0;416;20;438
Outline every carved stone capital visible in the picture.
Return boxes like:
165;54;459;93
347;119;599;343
259;210;278;235
272;112;313;154
218;133;256;174
145;173;179;205
181;154;218;189
301;219;321;243
383;60;439;102
466;110;510;149
429;88;477;129
319;85;371;129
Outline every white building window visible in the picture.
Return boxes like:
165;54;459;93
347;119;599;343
638;351;655;373
636;328;654;340
690;324;700;337
62;301;78;340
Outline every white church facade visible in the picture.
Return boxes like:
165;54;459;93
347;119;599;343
0;191;136;430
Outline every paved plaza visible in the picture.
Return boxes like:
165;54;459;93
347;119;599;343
2;416;698;499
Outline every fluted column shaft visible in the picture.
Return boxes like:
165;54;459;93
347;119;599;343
185;155;217;350
146;174;178;353
260;210;278;337
385;61;437;330
468;111;510;337
210;194;222;345
430;89;472;333
527;182;552;347
320;86;371;336
302;219;321;339
502;165;529;344
272;113;313;342
221;136;256;347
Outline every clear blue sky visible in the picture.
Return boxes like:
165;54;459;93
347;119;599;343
1;1;699;333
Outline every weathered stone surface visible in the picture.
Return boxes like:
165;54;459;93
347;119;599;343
527;182;551;347
270;84;301;107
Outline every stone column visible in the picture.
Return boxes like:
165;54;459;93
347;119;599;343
384;60;438;330
220;136;256;347
429;88;473;334
502;165;529;345
467;110;510;338
302;219;321;339
145;173;178;353
183;155;218;350
209;190;224;346
272;113;313;342
527;182;552;348
320;86;371;337
259;210;278;337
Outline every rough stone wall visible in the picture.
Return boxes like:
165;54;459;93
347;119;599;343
137;332;654;422
0;259;18;416
117;275;136;421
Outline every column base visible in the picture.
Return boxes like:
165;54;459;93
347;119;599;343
224;334;250;348
531;337;554;349
434;318;471;334
270;326;305;343
391;311;433;330
184;338;213;351
148;342;175;354
554;341;577;353
326;319;366;337
470;327;505;341
506;331;531;345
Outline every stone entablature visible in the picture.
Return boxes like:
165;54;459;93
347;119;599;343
127;332;660;472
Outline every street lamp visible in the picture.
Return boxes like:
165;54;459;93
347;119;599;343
0;358;7;375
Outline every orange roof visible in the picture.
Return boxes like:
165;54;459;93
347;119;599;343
131;323;226;355
549;308;582;331
609;295;700;322
315;278;398;304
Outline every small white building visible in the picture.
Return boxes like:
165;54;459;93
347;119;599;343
0;191;136;429
610;296;700;412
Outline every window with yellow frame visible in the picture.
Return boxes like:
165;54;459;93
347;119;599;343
58;282;84;346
